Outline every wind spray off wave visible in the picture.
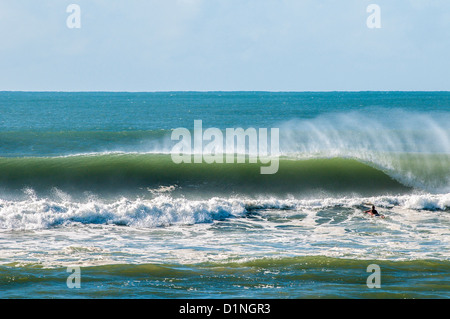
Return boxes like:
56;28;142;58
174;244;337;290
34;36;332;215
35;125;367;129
277;109;450;193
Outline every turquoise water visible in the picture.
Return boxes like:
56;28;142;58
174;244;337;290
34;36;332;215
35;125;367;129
0;91;449;298
1;257;448;299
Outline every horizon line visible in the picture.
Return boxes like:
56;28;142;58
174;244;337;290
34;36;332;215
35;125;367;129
1;90;450;93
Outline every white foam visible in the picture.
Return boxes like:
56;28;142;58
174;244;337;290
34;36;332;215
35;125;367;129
0;194;247;230
0;192;448;231
1;192;448;267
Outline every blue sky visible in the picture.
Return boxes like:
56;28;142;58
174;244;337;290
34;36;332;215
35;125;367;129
0;0;449;91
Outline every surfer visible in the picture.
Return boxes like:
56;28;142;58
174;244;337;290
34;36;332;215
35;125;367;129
365;205;385;218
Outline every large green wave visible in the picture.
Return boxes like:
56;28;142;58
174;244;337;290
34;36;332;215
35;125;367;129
0;154;412;197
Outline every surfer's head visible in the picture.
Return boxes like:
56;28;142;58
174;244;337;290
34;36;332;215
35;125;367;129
372;205;375;210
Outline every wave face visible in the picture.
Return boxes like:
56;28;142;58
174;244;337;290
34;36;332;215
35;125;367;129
0;154;414;198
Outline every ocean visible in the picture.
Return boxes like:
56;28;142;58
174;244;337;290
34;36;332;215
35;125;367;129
0;91;449;299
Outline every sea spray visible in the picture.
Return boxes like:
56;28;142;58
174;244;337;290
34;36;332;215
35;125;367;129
277;109;450;193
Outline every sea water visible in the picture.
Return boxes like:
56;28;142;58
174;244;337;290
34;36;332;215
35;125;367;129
0;91;449;298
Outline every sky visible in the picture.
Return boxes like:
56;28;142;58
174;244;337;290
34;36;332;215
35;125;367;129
0;0;449;91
